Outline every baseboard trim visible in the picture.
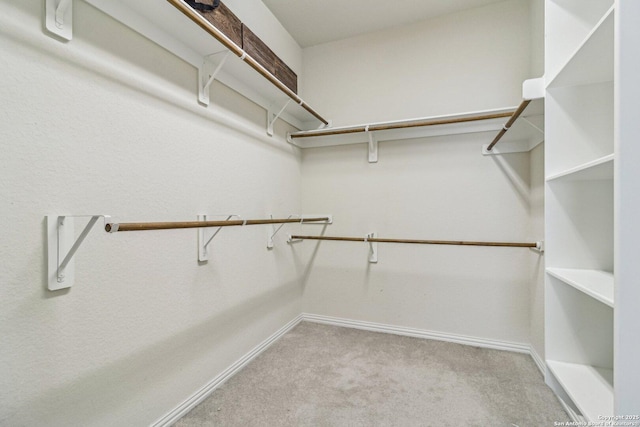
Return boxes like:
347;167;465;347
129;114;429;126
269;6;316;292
529;345;546;375
301;313;530;354
151;314;304;427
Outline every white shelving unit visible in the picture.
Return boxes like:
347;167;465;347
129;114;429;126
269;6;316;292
542;0;639;421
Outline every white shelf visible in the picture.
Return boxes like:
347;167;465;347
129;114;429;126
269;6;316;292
547;268;614;307
547;6;614;89
547;360;614;422
289;99;544;150
546;154;613;182
83;0;325;129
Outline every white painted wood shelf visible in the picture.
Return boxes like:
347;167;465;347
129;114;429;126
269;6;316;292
288;100;544;152
547;360;614;422
546;154;613;182
547;6;614;89
547;268;614;307
83;0;326;130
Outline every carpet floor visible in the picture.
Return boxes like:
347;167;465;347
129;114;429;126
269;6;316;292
175;322;569;426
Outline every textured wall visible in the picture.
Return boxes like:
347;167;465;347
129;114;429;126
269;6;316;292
297;0;539;345
0;1;305;425
301;0;531;126
299;136;536;344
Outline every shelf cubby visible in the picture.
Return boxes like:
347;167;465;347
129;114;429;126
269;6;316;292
545;81;613;176
547;360;614;422
546;268;613;307
547;5;614;88
546;178;613;271
546;154;613;182
546;0;615;82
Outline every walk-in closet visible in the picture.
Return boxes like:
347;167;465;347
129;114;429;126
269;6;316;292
1;0;638;425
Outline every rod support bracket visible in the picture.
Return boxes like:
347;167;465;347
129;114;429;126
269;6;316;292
198;214;240;262
267;99;292;136
367;128;378;163
534;240;545;253
47;215;109;291
318;120;332;130
269;214;332;249
367;232;378;263
199;50;231;106
45;0;73;41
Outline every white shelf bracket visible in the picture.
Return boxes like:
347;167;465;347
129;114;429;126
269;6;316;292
267;99;292;136
482;140;532;156
521;116;544;135
287;234;303;244
198;50;231;106
47;215;109;291
318;120;332;130
533;240;545;253
366;232;378;263
269;214;333;249
367;127;378;163
198;214;240;262
45;0;73;41
267;214;296;249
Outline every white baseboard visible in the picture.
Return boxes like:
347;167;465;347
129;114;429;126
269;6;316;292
301;313;530;354
151;314;304;427
529;345;546;375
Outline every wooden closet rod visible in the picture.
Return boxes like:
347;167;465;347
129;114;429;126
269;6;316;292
486;100;532;151
105;217;330;233
167;0;329;126
290;235;538;248
288;111;515;139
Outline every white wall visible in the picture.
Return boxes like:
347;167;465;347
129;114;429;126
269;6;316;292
301;0;532;126
298;0;539;345
0;1;305;425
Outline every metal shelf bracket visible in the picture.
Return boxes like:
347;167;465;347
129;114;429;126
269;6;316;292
198;50;231;106
47;215;109;291
45;0;73;41
269;214;333;249
198;214;240;262
366;232;378;263
267;99;292;136
367;127;378;163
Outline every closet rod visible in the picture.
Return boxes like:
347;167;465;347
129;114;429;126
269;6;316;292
167;0;329;126
486;99;532;151
290;235;538;248
105;217;330;233
288;111;515;139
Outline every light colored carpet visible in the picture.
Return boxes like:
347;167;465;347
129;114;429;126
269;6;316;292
175;322;568;426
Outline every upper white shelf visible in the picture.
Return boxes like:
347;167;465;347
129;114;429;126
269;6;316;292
547;360;613;422
547;268;614;307
288;99;544;154
546;154;614;182
83;0;327;130
547;6;614;89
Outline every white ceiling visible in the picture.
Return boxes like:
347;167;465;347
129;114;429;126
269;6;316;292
262;0;506;47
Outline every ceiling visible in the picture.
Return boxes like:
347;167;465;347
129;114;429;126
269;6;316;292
262;0;506;47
